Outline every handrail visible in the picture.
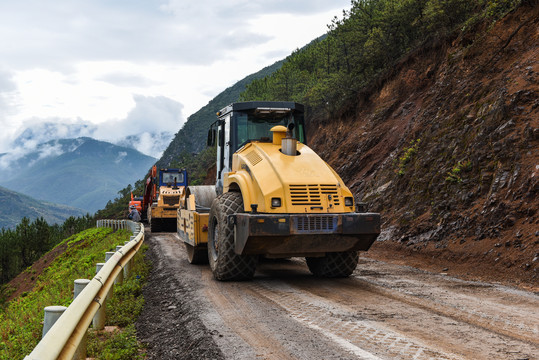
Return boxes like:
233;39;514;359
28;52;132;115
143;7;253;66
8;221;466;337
25;220;144;360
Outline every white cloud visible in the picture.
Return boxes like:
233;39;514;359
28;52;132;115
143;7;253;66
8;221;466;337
0;0;351;156
115;151;128;164
95;95;184;142
12;119;96;146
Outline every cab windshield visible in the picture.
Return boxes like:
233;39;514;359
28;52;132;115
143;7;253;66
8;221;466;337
235;108;305;150
161;171;184;186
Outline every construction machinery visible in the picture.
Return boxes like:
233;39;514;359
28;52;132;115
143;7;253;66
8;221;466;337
177;101;380;280
128;193;143;213
146;166;187;232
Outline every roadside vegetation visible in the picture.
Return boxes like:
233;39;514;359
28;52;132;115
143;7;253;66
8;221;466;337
87;243;149;360
0;227;149;359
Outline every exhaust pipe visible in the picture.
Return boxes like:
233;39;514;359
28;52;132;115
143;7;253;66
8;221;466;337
281;123;297;156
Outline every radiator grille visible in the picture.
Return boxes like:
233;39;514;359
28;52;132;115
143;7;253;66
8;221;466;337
289;184;339;206
163;196;180;206
295;216;337;232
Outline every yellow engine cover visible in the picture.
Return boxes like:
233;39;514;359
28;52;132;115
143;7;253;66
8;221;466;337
224;142;355;214
153;186;184;218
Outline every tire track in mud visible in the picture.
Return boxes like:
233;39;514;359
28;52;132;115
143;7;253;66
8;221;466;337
247;281;462;360
350;276;539;345
201;269;295;359
253;259;538;360
352;259;539;345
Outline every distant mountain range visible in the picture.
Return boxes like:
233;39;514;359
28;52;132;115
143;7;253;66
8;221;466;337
0;186;86;230
8;121;173;159
0;137;156;213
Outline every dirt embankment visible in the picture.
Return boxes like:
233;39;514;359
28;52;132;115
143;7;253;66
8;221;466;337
308;4;539;289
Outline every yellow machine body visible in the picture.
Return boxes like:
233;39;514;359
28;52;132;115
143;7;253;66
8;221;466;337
149;184;185;232
177;194;209;247
224;140;355;214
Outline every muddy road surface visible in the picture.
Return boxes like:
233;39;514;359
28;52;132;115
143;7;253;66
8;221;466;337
136;232;538;360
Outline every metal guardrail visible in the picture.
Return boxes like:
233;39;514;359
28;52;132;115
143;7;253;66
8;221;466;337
25;220;145;360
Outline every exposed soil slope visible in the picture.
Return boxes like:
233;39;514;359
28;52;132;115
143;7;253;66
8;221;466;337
308;4;538;288
1;242;69;303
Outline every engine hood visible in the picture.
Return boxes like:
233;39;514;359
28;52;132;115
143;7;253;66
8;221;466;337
225;141;355;214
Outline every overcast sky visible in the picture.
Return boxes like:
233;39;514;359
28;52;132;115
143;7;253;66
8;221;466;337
0;0;350;158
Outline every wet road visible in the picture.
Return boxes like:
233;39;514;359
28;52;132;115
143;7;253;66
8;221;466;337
143;232;539;360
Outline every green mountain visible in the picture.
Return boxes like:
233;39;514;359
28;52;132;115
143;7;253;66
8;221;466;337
0;138;156;213
156;60;284;168
0;186;86;230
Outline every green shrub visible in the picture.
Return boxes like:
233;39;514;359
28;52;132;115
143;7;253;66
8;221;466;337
397;139;422;176
445;160;472;183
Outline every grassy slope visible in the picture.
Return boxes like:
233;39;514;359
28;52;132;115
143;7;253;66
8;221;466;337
0;227;148;359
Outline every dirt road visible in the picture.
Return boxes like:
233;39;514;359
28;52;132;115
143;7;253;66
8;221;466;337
136;231;538;360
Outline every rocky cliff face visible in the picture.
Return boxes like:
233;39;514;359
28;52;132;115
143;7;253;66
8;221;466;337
309;4;538;285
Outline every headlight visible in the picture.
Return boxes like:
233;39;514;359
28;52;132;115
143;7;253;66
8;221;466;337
344;197;354;207
271;197;282;208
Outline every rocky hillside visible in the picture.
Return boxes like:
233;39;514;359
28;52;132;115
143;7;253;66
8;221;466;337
309;4;538;285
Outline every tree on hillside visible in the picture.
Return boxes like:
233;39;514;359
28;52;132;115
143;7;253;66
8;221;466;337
241;0;520;117
0;228;19;283
16;217;36;268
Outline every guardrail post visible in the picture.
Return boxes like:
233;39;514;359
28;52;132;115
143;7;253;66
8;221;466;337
73;279;90;360
74;279;90;298
123;260;131;279
93;263;106;330
42;306;67;338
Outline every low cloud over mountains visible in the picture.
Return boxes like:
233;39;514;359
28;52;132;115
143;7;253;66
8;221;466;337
0;95;181;172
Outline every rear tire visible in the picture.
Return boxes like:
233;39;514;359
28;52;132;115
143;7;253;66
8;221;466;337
208;192;257;281
185;243;208;264
306;251;359;277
